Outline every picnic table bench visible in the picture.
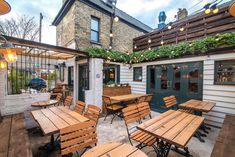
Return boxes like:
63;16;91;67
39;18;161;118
0;114;32;157
210;115;235;157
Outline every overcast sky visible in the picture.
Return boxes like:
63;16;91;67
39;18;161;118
0;0;230;45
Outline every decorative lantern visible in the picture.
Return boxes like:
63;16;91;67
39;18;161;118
0;0;11;15
0;60;7;69
229;1;235;17
0;42;22;63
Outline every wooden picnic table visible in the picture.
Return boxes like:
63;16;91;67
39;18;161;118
31;100;58;108
179;99;215;113
210;115;235;157
82;143;147;157
110;94;146;102
137;110;204;157
31;106;89;150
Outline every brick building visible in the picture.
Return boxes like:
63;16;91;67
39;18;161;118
52;0;152;53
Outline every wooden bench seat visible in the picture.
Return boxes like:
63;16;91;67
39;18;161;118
0;114;32;157
130;130;156;146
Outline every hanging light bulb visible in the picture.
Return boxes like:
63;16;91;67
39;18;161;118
161;40;164;45
179;27;185;32
204;3;211;14
114;16;119;22
0;60;7;69
4;48;17;63
211;4;219;14
148;39;151;43
109;45;112;49
148;47;151;50
134;45;137;49
109;33;113;37
0;41;22;63
168;25;172;30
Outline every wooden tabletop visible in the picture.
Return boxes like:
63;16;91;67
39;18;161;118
137;110;204;148
179;99;215;112
82;143;147;157
31;106;89;135
110;94;145;102
31;100;58;108
210;115;235;157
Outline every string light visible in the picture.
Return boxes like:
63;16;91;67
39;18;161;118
211;4;219;14
204;3;211;14
168;25;172;30
134;45;137;49
180;27;185;32
148;39;151;43
161;40;164;45
109;33;113;37
109;46;112;49
148;47;151;50
114;16;119;22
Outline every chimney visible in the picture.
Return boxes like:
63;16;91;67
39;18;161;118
176;8;188;20
158;11;167;29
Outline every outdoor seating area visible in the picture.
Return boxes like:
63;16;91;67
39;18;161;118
0;0;235;157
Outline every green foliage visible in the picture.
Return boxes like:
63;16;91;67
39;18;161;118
83;33;235;63
47;71;57;90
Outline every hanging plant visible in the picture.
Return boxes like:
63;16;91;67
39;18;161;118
83;32;235;64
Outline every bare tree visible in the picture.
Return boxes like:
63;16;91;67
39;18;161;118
0;15;39;41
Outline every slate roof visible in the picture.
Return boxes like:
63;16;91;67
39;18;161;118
52;0;153;33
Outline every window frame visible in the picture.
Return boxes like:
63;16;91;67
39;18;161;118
133;67;143;82
90;16;100;43
214;59;235;85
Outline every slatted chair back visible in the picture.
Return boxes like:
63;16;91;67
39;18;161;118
122;105;141;125
74;100;86;115
137;102;152;119
163;95;177;109
56;93;63;102
145;94;153;103
84;105;101;125
102;96;112;106
137;95;147;103
64;96;73;107
60;121;97;156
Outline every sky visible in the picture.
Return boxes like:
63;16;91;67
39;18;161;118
0;0;231;45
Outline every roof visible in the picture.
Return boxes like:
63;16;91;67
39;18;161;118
52;0;153;33
1;35;87;59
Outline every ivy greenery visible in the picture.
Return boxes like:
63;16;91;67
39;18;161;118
83;32;235;64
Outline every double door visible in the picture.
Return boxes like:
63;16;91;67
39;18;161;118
147;62;203;112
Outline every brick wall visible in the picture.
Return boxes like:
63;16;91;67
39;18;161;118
56;1;143;53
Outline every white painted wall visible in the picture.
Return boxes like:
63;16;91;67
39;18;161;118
119;52;235;127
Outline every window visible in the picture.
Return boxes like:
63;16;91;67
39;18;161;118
103;64;120;85
215;60;235;85
133;67;142;81
150;67;155;89
68;66;74;88
90;16;100;43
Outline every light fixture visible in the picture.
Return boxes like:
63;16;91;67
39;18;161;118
179;27;185;32
109;45;112;49
0;36;23;63
134;45;137;49
229;1;235;17
211;4;219;14
148;47;151;50
161;40;164;45
204;3;211;14
148;39;151;43
109;33;113;37
0;0;11;15
0;60;7;69
168;25;172;30
114;16;119;22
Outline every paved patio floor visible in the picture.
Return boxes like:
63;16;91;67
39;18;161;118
29;111;220;157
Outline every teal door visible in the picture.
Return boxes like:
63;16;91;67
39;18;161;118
147;62;203;112
79;64;89;101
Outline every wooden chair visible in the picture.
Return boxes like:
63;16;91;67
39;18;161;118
145;94;153;103
102;96;124;124
122;106;156;149
163;95;192;113
60;121;97;156
55;93;63;106
84;105;101;126
74;100;86;115
137;102;152;119
64;96;73;107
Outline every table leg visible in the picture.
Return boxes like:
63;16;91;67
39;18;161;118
39;134;60;151
193;131;205;143
153;140;172;157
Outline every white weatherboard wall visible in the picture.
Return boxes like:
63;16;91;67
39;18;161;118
119;52;235;127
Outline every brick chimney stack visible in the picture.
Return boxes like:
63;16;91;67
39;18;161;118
176;8;188;20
